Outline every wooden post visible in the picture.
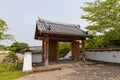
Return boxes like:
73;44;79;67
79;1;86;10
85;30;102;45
71;41;75;60
82;40;86;62
44;37;49;66
55;40;59;62
49;39;59;62
42;40;44;63
71;40;80;61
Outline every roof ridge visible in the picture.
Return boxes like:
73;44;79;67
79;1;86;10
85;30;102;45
38;18;79;27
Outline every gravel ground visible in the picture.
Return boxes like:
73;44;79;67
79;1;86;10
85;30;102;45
14;60;120;80
56;61;120;80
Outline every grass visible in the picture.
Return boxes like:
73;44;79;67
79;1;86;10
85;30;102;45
0;71;29;80
0;61;31;80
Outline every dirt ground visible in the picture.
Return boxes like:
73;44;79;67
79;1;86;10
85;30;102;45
13;60;120;80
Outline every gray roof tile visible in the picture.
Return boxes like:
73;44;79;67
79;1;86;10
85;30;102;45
36;18;92;38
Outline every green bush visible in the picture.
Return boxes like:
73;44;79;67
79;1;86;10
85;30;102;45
14;61;23;71
9;42;28;52
0;62;29;80
85;36;104;48
59;42;71;57
0;61;23;71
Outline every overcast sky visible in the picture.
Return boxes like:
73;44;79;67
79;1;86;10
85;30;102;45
0;0;94;46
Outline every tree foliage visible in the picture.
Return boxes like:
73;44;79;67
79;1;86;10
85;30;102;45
9;42;28;52
0;45;5;50
59;42;70;57
0;45;9;50
103;28;120;47
0;19;13;41
85;36;104;48
82;0;120;33
82;0;120;48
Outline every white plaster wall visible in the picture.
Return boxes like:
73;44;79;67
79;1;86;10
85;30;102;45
86;51;120;63
32;54;42;63
22;52;32;72
64;51;72;59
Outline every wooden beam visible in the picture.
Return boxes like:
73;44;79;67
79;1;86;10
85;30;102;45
82;40;86;62
35;34;85;41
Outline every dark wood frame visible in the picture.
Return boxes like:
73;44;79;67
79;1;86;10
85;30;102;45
36;34;86;66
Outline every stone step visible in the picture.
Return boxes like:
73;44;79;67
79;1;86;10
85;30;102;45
33;65;62;72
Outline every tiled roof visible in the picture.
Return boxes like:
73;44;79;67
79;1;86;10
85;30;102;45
36;18;92;38
19;48;41;54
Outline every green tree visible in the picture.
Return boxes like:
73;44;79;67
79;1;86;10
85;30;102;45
82;0;120;47
103;28;120;47
0;19;13;41
9;42;28;52
86;36;104;48
82;0;120;33
59;42;70;57
0;45;5;50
